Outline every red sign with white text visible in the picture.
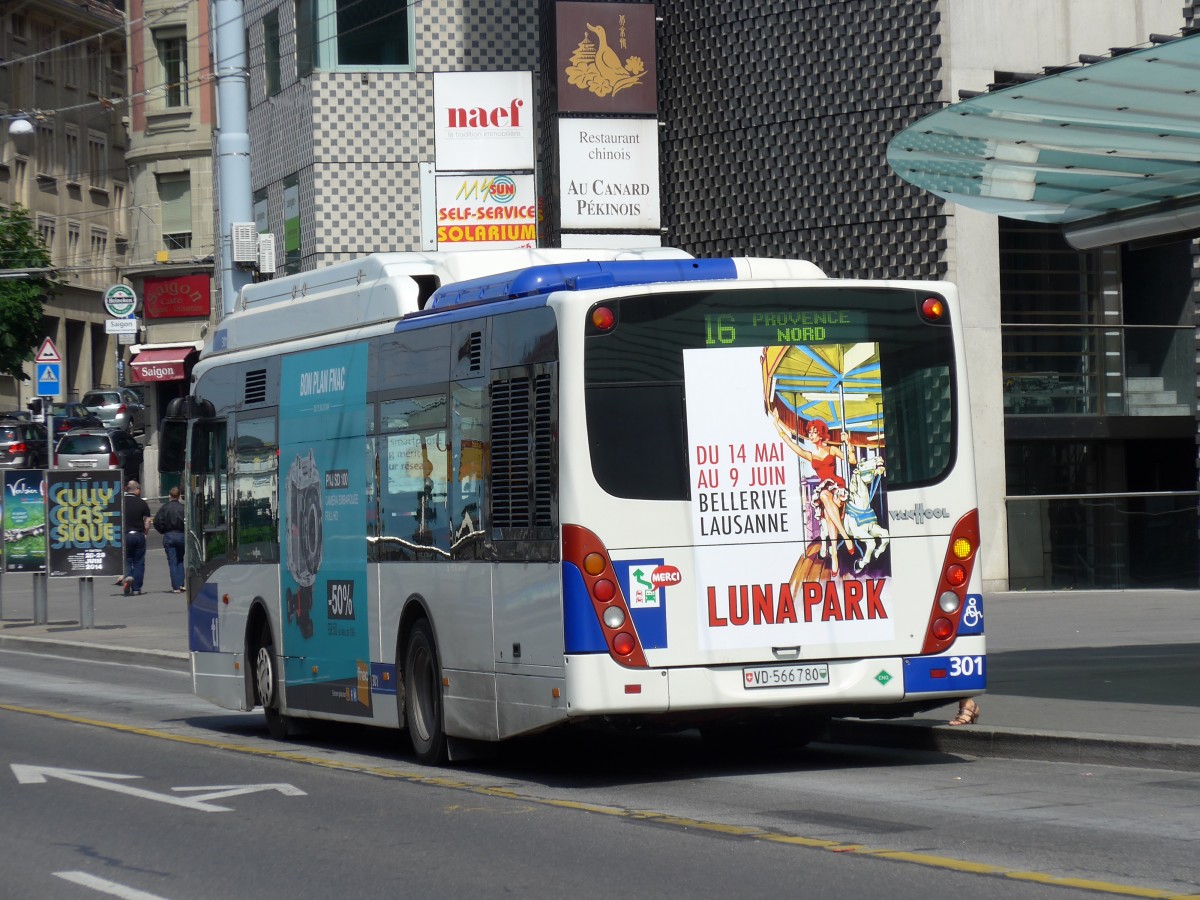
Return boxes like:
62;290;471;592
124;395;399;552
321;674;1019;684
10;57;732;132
143;274;211;319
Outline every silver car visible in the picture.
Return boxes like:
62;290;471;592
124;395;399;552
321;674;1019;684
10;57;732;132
54;427;144;483
80;388;146;434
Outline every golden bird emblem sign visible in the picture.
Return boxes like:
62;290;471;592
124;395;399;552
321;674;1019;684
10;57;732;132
565;22;647;98
556;2;658;114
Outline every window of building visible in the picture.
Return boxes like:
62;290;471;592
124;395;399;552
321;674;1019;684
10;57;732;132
296;0;412;71
37;216;55;253
33;23;54;81
13;159;28;205
253;188;269;234
90;227;109;263
336;0;410;66
283;173;300;274
157;172;192;250
154;29;189;107
295;0;315;77
35;123;54;175
87;36;103;94
67;222;81;265
264;11;281;95
63;33;80;86
64;126;80;183
88;131;107;189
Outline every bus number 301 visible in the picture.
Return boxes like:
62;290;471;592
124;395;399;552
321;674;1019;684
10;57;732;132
949;655;983;677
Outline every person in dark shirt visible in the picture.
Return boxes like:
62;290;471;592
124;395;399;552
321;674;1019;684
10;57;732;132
121;480;152;595
154;485;187;593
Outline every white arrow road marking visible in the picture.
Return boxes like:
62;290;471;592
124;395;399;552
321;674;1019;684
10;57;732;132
171;783;307;804
12;765;304;813
54;871;170;899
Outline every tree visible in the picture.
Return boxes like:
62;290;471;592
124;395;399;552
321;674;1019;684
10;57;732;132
0;205;61;380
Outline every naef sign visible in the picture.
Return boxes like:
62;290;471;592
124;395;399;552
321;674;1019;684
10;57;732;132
433;71;535;172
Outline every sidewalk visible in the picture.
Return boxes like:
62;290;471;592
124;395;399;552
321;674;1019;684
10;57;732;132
2;544;1198;771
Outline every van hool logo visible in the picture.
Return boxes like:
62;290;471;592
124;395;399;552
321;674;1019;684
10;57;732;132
564;18;647;98
889;503;949;526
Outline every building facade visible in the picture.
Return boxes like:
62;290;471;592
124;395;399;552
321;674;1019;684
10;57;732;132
1;0;129;414
233;0;1197;591
124;0;217;495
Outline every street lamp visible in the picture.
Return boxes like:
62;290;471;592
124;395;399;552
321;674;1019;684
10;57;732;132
7;116;35;155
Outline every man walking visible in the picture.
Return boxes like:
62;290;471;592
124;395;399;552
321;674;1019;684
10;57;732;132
121;480;152;595
154;485;187;593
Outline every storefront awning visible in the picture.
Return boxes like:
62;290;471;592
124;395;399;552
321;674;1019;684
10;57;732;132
130;346;197;383
887;32;1200;248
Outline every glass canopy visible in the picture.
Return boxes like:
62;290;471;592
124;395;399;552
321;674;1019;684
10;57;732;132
887;33;1200;247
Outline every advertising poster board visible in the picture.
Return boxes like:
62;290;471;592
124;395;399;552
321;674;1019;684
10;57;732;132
278;344;372;717
3;470;47;573
45;470;124;578
435;173;537;251
683;342;892;651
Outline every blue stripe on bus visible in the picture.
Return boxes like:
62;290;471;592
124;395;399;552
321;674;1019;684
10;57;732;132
426;259;739;310
562;561;608;653
188;582;220;652
903;653;986;694
370;663;398;696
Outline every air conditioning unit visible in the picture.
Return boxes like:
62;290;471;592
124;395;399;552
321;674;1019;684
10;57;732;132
258;234;277;274
231;222;258;263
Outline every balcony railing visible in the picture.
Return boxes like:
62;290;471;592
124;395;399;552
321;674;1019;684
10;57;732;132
1002;324;1194;416
1006;492;1199;590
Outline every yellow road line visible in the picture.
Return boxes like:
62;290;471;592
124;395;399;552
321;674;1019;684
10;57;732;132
3;703;1196;900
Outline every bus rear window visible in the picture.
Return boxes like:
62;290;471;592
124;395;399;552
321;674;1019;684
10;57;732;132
584;287;956;500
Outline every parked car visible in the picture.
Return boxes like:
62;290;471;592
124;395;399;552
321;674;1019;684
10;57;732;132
54;427;144;483
80;388;146;434
0;417;49;470
37;402;105;439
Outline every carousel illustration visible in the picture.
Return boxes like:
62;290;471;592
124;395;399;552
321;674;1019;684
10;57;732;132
762;342;890;587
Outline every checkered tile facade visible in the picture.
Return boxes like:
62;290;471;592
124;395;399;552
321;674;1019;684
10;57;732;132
243;0;540;267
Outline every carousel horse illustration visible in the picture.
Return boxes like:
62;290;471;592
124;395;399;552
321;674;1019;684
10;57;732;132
843;455;890;573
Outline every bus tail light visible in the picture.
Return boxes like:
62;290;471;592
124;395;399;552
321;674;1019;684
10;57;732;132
920;509;980;654
563;524;648;668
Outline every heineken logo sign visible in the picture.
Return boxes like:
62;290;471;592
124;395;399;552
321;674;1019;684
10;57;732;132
103;284;137;318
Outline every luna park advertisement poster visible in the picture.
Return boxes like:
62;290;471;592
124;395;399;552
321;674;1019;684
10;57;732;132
45;470;124;578
3;470;47;573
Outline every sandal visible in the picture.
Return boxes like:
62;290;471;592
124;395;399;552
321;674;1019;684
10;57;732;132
948;699;980;726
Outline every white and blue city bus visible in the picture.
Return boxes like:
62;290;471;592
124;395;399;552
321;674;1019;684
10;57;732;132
167;248;984;763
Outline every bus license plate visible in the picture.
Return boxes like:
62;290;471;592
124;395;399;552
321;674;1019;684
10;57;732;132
743;663;830;690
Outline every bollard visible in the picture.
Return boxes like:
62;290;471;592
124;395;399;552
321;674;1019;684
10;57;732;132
33;573;48;624
79;577;94;629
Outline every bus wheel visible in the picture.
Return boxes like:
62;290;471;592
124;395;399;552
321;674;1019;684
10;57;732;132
403;620;446;765
256;623;290;741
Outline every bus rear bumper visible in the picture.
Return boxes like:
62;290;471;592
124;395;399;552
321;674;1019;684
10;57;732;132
192;650;250;712
565;637;985;716
566;654;910;715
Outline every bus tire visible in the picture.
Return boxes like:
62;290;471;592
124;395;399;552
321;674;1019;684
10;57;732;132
256;622;290;741
403;619;446;765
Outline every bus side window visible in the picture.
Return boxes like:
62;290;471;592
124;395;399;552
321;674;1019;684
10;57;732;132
234;415;279;563
379;394;450;560
451;383;486;559
189;420;229;569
